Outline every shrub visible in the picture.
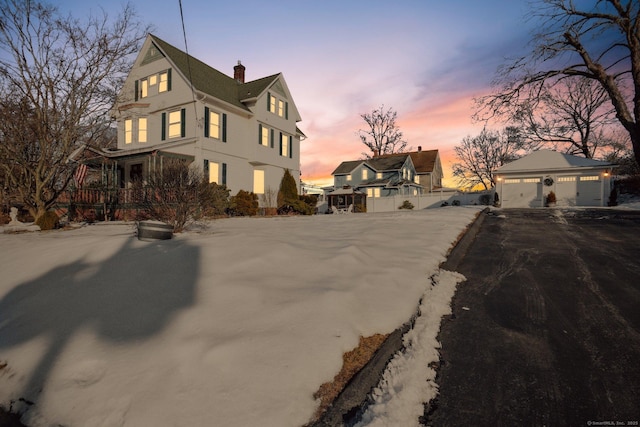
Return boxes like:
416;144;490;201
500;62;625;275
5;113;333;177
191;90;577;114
35;210;59;230
229;190;259;216
135;159;210;232
398;200;414;210
452;199;461;206
479;194;492;205
199;182;230;217
546;191;557;205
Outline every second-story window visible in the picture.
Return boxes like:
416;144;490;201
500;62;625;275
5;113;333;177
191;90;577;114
269;93;276;113
204;107;227;142
376;172;383;179
140;79;148;98
278;100;284;117
280;133;290;157
125;117;147;144
162;108;185;140
362;169;368;180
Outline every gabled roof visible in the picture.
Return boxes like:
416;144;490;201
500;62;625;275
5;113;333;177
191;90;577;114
408;149;439;174
150;35;279;112
375;150;439;174
495;150;614;173
332;160;363;175
332;155;411;175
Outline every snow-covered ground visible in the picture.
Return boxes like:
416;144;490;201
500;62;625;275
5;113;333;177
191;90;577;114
0;207;482;427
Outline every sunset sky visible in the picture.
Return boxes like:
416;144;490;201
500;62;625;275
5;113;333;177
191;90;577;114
60;0;537;188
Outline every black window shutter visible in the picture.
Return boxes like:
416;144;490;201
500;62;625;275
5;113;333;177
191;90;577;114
203;159;209;175
161;112;166;141
289;136;293;159
180;108;186;137
134;80;139;101
270;129;274;148
167;69;172;91
267;92;271;111
285;102;289;120
222;163;227;185
204;107;210;138
279;132;283;155
258;124;262;145
222;113;227;142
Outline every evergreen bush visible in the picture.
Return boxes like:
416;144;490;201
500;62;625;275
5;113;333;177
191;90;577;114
229;190;259;216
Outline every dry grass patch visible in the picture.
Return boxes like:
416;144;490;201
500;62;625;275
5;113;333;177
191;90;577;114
310;333;389;422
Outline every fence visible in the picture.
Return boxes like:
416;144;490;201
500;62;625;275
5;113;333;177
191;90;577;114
364;190;495;213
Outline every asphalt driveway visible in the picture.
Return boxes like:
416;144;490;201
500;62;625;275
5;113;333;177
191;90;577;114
424;208;640;426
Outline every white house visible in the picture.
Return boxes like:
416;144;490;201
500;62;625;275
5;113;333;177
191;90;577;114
494;150;615;208
97;34;304;202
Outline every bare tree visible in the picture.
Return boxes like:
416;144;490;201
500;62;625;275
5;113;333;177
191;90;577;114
358;105;408;158
452;127;526;190
506;77;617;158
0;0;149;222
476;0;640;166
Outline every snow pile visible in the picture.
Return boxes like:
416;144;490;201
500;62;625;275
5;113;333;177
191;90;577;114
356;270;465;427
0;207;482;426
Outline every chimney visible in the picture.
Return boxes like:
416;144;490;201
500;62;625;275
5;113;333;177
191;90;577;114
418;146;422;152
234;60;245;83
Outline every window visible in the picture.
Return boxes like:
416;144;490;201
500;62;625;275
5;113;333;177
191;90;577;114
168;110;183;139
162;109;186;140
523;178;541;183
261;125;269;146
269;93;276;113
504;178;520;184
209;162;219;184
580;175;599;181
367;188;380;197
138;118;147;143
124;119;133;144
346;174;352;181
376;172;383;179
254;169;265;194
278;100;284;117
414;174;420;184
362;169;368;180
209;111;220;139
558;176;576;182
280;133;289;157
159;71;169;92
138;69;171;100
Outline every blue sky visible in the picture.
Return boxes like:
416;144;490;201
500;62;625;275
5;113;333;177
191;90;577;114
58;0;536;187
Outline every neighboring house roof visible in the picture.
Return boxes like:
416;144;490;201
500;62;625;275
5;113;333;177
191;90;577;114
495;150;614;173
332;160;364;175
332;155;411;175
408;149;439;174
150;34;279;113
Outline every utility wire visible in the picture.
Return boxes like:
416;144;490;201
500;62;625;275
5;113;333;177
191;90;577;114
178;0;199;124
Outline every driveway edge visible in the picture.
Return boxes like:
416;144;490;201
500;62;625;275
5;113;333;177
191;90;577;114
310;208;488;426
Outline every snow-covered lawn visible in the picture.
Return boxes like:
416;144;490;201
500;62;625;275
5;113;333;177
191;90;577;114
0;208;482;426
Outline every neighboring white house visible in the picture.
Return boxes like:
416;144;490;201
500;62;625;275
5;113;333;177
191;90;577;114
93;34;304;201
494;150;615;208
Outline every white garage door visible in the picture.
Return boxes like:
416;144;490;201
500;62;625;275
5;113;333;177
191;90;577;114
502;177;543;208
577;175;602;206
556;176;577;206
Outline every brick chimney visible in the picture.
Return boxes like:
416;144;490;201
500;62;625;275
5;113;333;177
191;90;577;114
234;60;245;83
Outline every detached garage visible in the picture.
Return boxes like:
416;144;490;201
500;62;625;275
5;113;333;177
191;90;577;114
494;150;615;208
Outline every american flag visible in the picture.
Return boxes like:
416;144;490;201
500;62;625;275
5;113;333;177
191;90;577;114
74;164;88;188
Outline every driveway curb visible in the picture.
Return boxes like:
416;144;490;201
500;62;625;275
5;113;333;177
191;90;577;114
311;208;488;426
